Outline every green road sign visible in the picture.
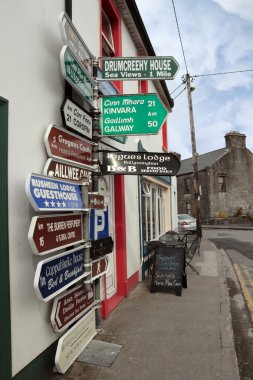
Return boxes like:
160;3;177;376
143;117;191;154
60;45;94;107
101;93;168;136
101;56;179;80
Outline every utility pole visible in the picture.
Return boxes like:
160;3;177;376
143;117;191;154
184;73;202;238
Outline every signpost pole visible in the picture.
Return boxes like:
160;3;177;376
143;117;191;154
92;58;102;328
184;73;202;238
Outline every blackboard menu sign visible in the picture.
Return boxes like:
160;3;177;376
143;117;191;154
150;246;185;296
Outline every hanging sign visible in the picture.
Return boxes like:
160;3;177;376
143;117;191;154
44;124;93;167
90;236;114;260
55;307;98;374
88;193;105;210
51;284;97;333
28;213;84;255
61;97;92;139
101;93;167;136
25;173;86;211
101;56;179;80
44;158;96;187
99;151;181;176
59;11;93;75
34;246;90;302
60;45;94;106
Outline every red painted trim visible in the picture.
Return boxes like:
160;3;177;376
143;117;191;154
162;120;168;152
126;271;139;295
101;175;127;319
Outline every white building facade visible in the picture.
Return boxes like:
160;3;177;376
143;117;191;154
0;1;178;378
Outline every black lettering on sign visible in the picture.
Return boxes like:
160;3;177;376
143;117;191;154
150;246;185;296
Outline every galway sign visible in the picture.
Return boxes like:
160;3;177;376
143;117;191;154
101;56;179;80
44;125;93;167
101;94;167;136
28;213;84;255
51;284;97;333
60;45;94;106
99;151;181;176
25;173;86;211
34;245;90;302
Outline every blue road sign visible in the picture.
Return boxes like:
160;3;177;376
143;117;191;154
34;246;90;302
89;207;109;240
26;173;86;211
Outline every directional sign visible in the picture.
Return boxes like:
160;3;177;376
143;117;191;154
34;246;90;302
28;213;84;255
88;193;105;210
59;12;93;75
90;257;109;281
55;307;98;374
44;158;95;187
61;97;92;139
51;284;97;333
99;151;181;176
101;93;167;136
90;236;114;260
44;124;93;167
25;173;86;211
60;45;94;106
101;56;179;80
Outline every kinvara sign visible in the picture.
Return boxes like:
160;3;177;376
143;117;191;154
101;93;167;136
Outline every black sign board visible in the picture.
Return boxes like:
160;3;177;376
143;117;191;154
99;151;181;176
90;236;114;259
150;246;185;296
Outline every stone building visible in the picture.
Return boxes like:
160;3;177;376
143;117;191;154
176;132;253;223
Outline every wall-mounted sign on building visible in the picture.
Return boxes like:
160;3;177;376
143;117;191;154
90;236;114;259
101;93;167;136
59;11;93;75
51;284;97;333
25;173;86;211
88;193;105;210
61;97;92;140
101;56;179;80
60;45;94;107
99;151;181;176
28;213;84;255
34;246;90;302
84;256;109;282
44;125;94;167
55;307;98;374
89;208;109;241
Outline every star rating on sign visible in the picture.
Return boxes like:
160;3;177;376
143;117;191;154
43;200;68;208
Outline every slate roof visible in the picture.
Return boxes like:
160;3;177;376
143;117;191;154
177;147;228;176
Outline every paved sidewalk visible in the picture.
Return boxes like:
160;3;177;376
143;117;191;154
47;237;240;380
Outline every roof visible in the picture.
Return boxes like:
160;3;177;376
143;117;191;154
177;148;228;176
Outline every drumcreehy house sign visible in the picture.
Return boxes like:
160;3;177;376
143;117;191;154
99;151;181;176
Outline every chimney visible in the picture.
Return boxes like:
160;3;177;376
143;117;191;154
225;131;246;149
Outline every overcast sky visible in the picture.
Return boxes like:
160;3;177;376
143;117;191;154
135;0;253;159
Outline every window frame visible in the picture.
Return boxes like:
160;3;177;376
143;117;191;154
218;175;226;192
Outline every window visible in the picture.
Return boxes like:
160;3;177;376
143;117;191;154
102;10;115;57
101;0;122;92
142;180;166;242
186;202;191;214
184;178;190;193
218;175;226;192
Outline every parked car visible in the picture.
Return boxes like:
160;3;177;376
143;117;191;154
177;214;197;231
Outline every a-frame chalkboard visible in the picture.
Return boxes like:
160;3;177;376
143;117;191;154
150;245;186;296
